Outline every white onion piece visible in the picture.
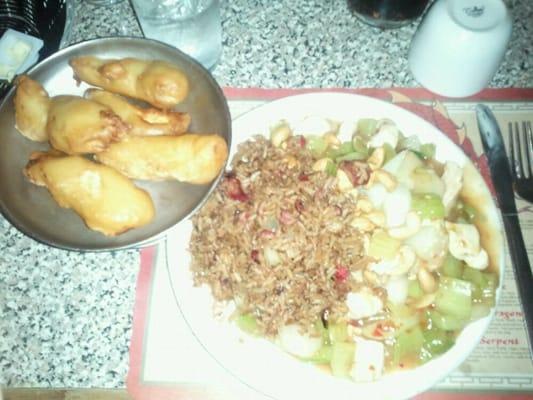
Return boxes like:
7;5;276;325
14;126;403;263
384;185;411;228
386;276;409;305
383;150;423;189
406;223;448;264
365;183;388;209
278;324;322;358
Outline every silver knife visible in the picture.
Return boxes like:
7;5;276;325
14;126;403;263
476;104;533;356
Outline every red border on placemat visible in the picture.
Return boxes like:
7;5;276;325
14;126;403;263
127;88;533;400
222;87;533;102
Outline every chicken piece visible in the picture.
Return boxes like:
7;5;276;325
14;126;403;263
69;56;189;109
85;89;191;136
14;75;50;141
445;222;489;270
346;288;383;320
47;95;129;154
24;152;155;236
95;134;228;184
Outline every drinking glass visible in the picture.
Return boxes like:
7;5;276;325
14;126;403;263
348;0;431;29
130;0;222;70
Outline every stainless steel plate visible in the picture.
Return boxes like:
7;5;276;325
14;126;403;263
0;37;231;251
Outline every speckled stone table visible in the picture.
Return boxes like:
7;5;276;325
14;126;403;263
1;0;532;389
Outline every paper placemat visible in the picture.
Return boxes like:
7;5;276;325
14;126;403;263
127;87;533;400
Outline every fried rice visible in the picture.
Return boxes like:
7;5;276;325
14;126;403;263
189;135;375;336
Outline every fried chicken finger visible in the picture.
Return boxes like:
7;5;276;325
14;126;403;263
69;56;189;109
24;152;155;236
95;134;228;184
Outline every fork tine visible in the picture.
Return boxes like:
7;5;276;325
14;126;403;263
515;121;525;179
525;121;533;178
509;122;515;176
509;122;518;178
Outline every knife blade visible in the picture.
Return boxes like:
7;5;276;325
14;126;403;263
476;104;533;357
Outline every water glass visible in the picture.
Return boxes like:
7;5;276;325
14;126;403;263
348;0;430;29
130;0;222;70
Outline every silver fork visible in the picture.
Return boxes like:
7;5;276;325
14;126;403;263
509;121;533;203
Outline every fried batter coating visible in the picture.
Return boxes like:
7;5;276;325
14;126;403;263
95;134;228;184
14;75;50;141
69;56;189;109
47;95;129;154
85;89;191;136
24;152;155;236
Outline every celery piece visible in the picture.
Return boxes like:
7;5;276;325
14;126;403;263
407;279;424;300
392;327;425;366
481;273;497;305
328;322;349;343
462;203;478;223
325;160;337;177
306;345;333;364
330;341;356;377
462;268;497;305
314;319;329;343
435;277;473;320
462;267;486;301
423;328;454;357
352;135;370;156
388;302;415;320
427;309;467;331
411;193;445;220
470;303;492;321
382;143;396;163
441;253;464;279
306;135;328;158
326;141;354;159
367;230;401;260
411;168;445;197
398;135;421;153
418;143;436;160
462;266;486;287
357;118;378;137
236;314;259;335
335;151;368;162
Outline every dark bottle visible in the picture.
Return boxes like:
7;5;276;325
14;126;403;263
348;0;431;29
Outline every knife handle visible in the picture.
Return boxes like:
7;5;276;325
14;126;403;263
502;213;533;357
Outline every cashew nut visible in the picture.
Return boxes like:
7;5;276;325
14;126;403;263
337;169;354;192
270;121;292;148
351;216;375;232
388;212;421;239
367;169;397;192
313;158;332;172
367;211;386;227
418;267;437;293
356;197;374;213
367;147;385;170
323;132;341;146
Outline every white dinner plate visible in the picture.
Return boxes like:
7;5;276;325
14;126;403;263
165;92;504;400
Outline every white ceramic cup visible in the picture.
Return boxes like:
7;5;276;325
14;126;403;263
408;0;512;98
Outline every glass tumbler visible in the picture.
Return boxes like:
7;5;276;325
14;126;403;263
348;0;431;29
130;0;222;70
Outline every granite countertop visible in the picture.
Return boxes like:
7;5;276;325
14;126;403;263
1;0;531;389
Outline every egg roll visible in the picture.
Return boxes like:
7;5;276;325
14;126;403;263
95;134;228;184
69;56;189;109
24;152;155;236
